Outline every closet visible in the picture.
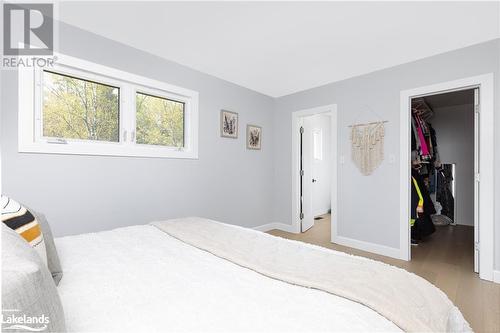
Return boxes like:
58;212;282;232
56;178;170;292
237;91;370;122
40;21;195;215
410;98;437;243
409;90;475;247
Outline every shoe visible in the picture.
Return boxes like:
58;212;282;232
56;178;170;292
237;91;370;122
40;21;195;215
411;239;419;246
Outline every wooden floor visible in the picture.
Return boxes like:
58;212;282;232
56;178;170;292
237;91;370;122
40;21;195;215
267;214;500;333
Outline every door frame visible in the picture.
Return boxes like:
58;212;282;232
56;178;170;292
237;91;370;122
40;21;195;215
400;74;494;281
291;104;338;233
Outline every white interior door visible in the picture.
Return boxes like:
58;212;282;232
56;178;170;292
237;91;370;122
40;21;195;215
473;88;479;273
312;158;320;215
300;121;314;232
311;129;321;216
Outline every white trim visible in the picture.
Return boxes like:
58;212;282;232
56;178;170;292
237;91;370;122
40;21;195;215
253;222;297;233
18;53;199;159
400;74;495;281
332;235;402;259
473;87;480;272
291;104;338;234
493;270;500;284
253;223;276;232
314;208;331;218
330;108;339;246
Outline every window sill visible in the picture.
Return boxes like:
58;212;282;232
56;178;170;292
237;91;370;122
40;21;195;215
18;142;198;159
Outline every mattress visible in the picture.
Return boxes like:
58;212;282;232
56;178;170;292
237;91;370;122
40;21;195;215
56;225;400;332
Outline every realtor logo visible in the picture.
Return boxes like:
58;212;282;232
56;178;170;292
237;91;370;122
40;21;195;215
3;3;53;55
2;309;49;331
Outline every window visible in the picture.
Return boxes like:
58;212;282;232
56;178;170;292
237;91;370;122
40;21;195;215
19;53;199;158
43;71;120;142
313;128;323;160
136;92;184;147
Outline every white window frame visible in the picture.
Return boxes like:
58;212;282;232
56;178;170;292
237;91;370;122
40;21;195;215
18;53;199;159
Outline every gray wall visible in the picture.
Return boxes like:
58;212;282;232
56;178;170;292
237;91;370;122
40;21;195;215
273;40;500;268
431;104;475;226
1;23;498;270
0;22;275;236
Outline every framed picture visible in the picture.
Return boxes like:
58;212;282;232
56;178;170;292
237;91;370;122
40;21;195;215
246;124;262;150
220;110;238;138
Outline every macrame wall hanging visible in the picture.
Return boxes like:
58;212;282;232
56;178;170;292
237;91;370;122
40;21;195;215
350;121;387;176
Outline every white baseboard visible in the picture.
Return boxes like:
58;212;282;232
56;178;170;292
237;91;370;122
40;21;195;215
313;208;331;217
252;223;277;232
494;270;500;284
332;235;402;260
253;222;296;233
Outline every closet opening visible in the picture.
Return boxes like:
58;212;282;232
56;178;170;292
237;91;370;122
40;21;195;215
409;88;478;273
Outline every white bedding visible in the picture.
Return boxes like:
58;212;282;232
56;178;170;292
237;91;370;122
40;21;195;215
56;225;400;332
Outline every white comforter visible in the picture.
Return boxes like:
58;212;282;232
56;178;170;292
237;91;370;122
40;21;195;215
56;225;400;332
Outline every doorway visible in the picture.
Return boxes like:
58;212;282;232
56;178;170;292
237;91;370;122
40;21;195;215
300;113;332;232
291;104;337;234
400;74;494;281
409;89;477;272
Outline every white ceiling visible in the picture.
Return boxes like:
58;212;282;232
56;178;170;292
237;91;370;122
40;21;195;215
58;1;499;97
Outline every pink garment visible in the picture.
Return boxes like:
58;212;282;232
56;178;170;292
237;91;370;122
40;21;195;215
417;125;429;156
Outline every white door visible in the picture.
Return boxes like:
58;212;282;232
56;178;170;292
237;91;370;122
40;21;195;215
300;122;314;232
473;88;479;273
312;129;321;216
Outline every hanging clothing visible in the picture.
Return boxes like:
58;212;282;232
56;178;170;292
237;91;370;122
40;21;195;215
412;215;436;241
410;100;444;233
436;166;455;221
411;110;439;163
429;125;438;152
412;169;436;216
416;124;430;157
411;169;436;240
410;176;423;227
429;167;436;194
411;117;419;152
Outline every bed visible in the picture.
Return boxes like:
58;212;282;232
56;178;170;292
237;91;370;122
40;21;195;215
54;217;470;333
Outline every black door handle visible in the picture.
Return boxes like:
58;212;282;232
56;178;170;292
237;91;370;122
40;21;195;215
312;179;317;183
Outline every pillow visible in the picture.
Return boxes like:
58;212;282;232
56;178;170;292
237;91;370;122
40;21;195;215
1;196;63;285
34;211;63;285
2;224;66;332
1;196;47;264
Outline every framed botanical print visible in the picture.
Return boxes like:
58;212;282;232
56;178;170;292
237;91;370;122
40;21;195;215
220;110;238;138
246;124;262;150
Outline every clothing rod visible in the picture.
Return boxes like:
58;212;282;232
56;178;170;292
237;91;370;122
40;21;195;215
348;120;388;127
